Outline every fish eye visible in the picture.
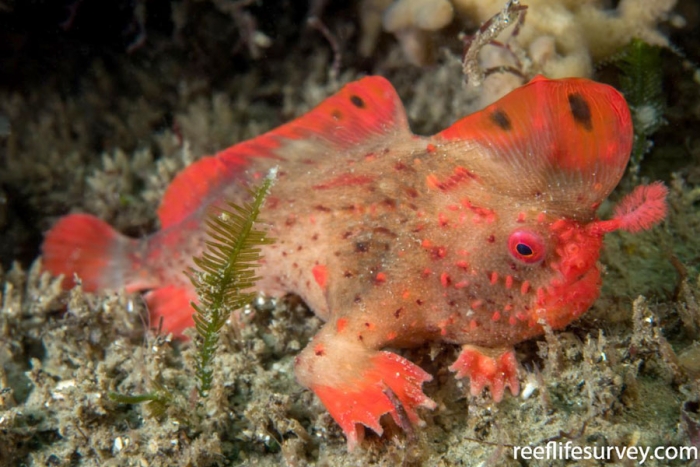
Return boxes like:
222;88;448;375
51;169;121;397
508;230;545;264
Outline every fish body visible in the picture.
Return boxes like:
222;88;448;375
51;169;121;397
43;75;667;449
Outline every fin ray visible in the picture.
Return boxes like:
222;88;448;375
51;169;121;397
159;76;409;228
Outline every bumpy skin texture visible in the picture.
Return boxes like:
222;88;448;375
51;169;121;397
42;76;667;450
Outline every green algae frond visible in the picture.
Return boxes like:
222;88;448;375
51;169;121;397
189;167;277;397
616;38;665;176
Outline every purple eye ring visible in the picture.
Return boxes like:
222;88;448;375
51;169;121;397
508;230;545;264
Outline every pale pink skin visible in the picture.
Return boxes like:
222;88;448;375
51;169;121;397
44;76;664;449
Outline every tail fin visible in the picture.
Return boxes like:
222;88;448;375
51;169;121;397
42;214;142;291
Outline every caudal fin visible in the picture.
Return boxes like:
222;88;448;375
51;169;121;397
42;214;140;291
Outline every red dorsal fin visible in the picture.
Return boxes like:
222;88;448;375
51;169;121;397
437;76;633;217
158;76;408;228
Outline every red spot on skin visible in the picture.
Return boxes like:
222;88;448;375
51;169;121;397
386;331;397;340
509;316;517;325
440;272;451;287
431;246;447;260
402;290;410;299
426;143;436;153
314;344;325;356
537;212;546;223
490;272;498;285
461;199;496;223
516;311;527;321
426;174;441;190
375;272;387;284
504;304;513;311
457;249;469;256
336;318;348;333
312;173;375;190
536;287;546;303
364;152;376;162
517;212;526;223
492;311;501;322
455;260;469;270
422;268;432;278
364;322;376;330
487;234;495;243
421;239;433;248
312;264;328;290
447;204;459;211
505;275;513;289
469;319;478;330
438;212;449;227
471;299;483;309
521;281;531;295
454;280;469;289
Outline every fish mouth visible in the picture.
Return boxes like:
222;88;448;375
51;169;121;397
532;266;602;330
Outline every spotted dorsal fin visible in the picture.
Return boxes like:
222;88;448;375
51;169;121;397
437;76;633;217
158;76;409;228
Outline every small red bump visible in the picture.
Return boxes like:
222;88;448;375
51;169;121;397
386;331;397;340
457;249;469;256
509;316;517;325
551;219;567;231
421;239;433;248
447;204;459;211
504;304;513;311
336;318;348;333
454;280;469;289
314;344;325;356
469;319;478;330
490;271;498;285
440;272;451;288
426;174;440;190
516;311;527;321
375;272;387;284
455;260;469;270
471;299;484;309
438;212;449;227
431;246;447;259
536;212;546;223
402;290;410;299
422;268;432;277
312;264;328;290
536;287;545;303
492;311;501;322
517;212;526;223
521;281;530;295
505;275;513;289
426;143;437;153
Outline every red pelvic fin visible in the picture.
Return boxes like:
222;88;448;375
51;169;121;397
144;285;197;337
158;76;409;228
449;345;519;402
42;214;140;291
311;351;436;451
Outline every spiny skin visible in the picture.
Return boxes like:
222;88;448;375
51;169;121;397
42;76;667;450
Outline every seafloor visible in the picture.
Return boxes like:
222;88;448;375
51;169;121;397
2;1;700;466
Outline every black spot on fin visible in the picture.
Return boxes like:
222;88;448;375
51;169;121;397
490;109;512;131
350;95;366;108
568;93;593;131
